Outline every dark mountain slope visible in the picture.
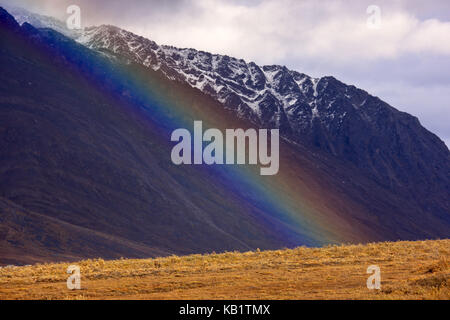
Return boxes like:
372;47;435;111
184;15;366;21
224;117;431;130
0;9;297;264
0;8;448;265
78;25;450;220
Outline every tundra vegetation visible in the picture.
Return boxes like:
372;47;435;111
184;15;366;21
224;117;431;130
0;239;448;300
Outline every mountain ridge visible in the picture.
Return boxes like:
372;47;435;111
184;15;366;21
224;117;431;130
74;20;449;215
0;7;448;265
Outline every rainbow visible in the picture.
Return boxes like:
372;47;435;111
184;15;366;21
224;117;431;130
103;59;370;247
16;22;371;247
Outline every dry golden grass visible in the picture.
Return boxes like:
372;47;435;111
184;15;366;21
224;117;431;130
0;239;448;300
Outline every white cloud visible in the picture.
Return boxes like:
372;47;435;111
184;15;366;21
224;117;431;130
405;18;450;55
7;0;450;62
114;0;450;65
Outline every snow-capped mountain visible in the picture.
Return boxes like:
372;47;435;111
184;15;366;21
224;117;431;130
76;25;449;196
8;6;450;199
78;25;326;133
0;5;370;138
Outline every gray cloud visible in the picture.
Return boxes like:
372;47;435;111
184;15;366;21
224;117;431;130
4;0;450;147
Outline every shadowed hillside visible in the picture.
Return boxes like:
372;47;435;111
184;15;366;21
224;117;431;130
0;8;449;265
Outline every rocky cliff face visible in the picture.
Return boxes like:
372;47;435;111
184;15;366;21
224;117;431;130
77;25;449;207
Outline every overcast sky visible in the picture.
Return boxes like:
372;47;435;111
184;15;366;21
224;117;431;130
5;0;450;147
